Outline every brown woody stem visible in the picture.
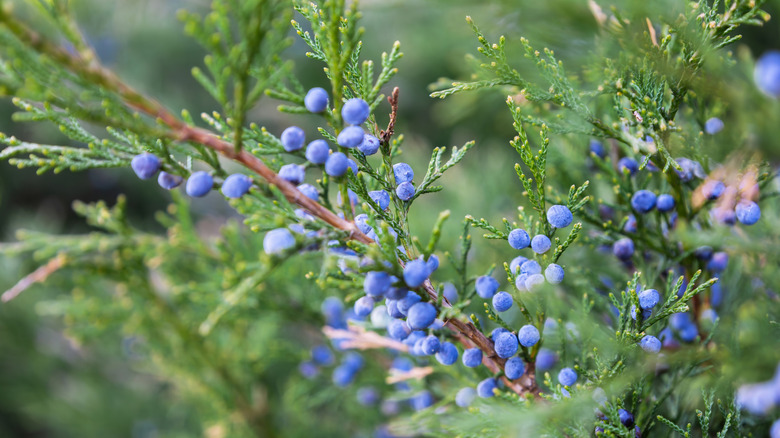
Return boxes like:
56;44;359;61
0;14;537;398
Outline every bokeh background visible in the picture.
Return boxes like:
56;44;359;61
1;0;779;436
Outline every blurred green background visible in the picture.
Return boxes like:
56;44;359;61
1;0;779;436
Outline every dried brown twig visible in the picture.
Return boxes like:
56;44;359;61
380;87;400;145
1;253;67;303
323;325;408;351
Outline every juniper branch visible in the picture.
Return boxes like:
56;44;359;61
0;13;372;244
0;11;534;398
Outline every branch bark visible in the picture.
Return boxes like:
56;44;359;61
0;15;538;398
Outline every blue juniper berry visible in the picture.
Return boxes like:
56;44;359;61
407;302;437;329
369;190;390;210
304;87;328;113
364;271;392;297
755;50;780;97
395;182;415;201
384;300;403;319
298;361;318;379
525;274;545;291
509;256;528;274
517;324;540;347
354;214;372;234
356;387;379;406
701;180;725;200
494;332;519;358
263;228;295;254
321;296;344;323
186;171;214;197
558;367;578;386
297;183;319;201
337;126;364;148
520;260;542;275
342;98;370;125
131;153;161;180
435;342;459;365
536;348;557;371
221;174;252;198
325;152;349;177
358;134;380;155
623;214;637;233
492;291;513;312
545;263;564;284
504;357;525;379
675;158;700;182
707;251;729;273
705;117;724;134
547;204;573;228
514;274;529;291
531;234;552;254
280;126;305;151
421;335;440;355
385;286;408;301
631;190;657;213
387;318;411;341
278;164;305;185
397;291;422;316
354;296;374;317
589;139;606;158
695;245;713;261
638;288;660;310
393;162;414;183
332;365;356;387
613;238;634;261
346;158;358;176
426;254;439;272
618;409;635;428
311;345;334;366
305;139;330;164
491;327;509;340
158;171;183;189
403;259;430;288
476;378;497;398
639;335;661;353
475;275;499;299
736;200;761;225
508;228;530;249
442;282;458;303
618;157;639;175
410;391;434;411
462;348;482;368
455;387;476;407
656;194;675;212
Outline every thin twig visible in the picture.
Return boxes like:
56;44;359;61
1;253;67;303
646;18;659;47
322;325;409;351
380;87;399;144
386;366;434;384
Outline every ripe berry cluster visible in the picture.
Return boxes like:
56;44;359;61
124;76;775;436
131;152;253;199
503;205;572;292
120;35;776;434
585;137;766;350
